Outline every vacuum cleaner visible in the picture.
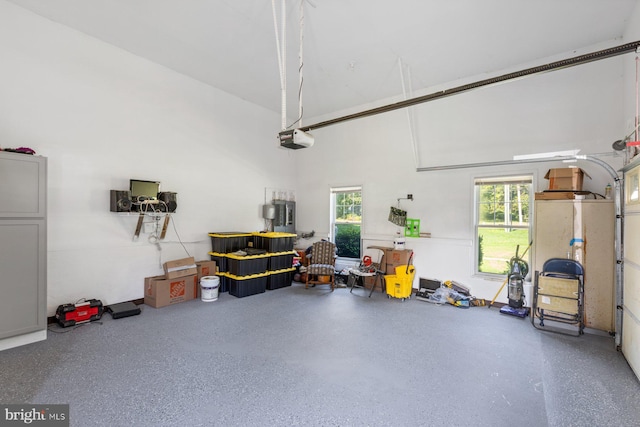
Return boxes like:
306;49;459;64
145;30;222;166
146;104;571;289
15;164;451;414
500;245;530;318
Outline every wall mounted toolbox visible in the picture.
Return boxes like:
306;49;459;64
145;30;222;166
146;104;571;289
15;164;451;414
268;251;296;270
208;232;252;253
227;272;269;298
226;252;270;276
252;232;296;252
267;268;295;290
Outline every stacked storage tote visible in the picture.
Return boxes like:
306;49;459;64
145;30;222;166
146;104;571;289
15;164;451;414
208;233;254;295
254;232;297;291
208;232;297;297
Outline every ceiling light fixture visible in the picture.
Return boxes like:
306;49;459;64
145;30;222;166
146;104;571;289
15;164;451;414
513;149;580;160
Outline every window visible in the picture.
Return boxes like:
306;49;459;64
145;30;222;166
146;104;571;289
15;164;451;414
330;186;362;259
628;170;639;204
475;176;532;275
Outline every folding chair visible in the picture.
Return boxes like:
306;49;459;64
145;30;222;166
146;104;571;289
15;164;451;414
348;248;385;297
532;258;585;336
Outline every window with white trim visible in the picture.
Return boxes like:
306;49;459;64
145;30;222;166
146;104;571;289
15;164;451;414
330;186;362;259
475;175;532;275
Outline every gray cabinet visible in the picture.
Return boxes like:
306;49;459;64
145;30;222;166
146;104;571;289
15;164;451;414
0;152;47;348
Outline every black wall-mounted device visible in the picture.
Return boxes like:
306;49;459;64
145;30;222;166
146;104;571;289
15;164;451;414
110;190;132;212
158;192;178;213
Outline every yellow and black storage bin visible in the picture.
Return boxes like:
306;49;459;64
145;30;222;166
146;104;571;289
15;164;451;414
214;272;229;293
227;271;270;298
208;232;252;253
252;232;296;253
268;250;297;271
209;252;228;273
267;267;296;290
226;252;270;276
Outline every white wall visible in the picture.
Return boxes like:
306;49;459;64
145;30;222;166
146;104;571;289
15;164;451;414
294;43;629;303
624;1;640;143
1;0;637;314
0;1;297;314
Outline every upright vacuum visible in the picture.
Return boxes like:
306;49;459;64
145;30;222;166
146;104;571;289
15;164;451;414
500;245;531;318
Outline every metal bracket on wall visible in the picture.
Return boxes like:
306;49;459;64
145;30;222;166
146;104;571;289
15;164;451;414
134;212;144;239
397;194;413;206
160;215;171;240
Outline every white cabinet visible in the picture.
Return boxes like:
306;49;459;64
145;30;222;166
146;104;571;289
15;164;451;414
533;199;615;332
0;151;47;350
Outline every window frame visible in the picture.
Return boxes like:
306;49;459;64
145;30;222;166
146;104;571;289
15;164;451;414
474;175;533;278
329;186;362;260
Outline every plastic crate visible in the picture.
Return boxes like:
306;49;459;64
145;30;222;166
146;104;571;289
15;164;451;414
267;268;295;290
208;232;252;253
209;252;227;273
226;252;270;276
227;272;269;298
216;272;230;293
252;232;296;252
268;251;296;271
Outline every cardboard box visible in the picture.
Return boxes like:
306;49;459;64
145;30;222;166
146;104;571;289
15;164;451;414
163;257;197;279
384;249;413;274
544;168;590;191
144;274;198;308
364;275;383;292
196;260;217;279
366;246;413;273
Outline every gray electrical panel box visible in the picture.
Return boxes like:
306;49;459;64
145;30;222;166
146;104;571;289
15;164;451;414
273;200;295;233
262;204;276;220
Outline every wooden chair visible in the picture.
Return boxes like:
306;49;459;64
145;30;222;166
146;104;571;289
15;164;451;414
305;241;336;291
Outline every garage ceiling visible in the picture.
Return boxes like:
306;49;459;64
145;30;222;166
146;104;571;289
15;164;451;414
6;0;639;123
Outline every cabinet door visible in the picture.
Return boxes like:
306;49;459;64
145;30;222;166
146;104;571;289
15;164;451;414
0;153;46;218
534;201;574;273
534;200;615;332
581;201;615;331
0;220;46;339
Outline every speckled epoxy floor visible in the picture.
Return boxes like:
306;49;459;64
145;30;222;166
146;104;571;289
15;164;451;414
1;282;639;426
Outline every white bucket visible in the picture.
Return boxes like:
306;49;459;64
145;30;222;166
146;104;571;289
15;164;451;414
200;276;220;302
394;237;406;250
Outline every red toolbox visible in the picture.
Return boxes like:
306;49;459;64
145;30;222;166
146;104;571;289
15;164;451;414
55;299;104;327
